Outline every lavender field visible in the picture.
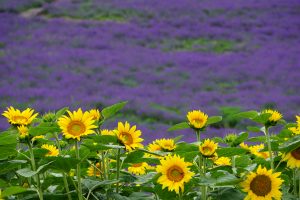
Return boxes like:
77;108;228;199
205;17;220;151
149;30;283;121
1;0;300;142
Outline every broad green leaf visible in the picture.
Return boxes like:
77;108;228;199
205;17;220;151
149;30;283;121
0;146;16;160
216;147;248;157
16;161;53;177
210;187;245;200
1;186;27;197
88;135;118;144
82;179;119;191
279;135;300;153
207;116;222;125
252;113;271;124
102;101;127;119
55;107;69;118
233;111;258;119
168;122;190;131
235;155;251;168
173;135;183;143
45;156;80;172
29;122;61;136
232;132;248;146
0;131;17;146
246;126;262;132
247;136;266;142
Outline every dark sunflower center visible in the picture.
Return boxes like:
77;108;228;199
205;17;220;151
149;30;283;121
67;121;86;136
132;163;143;167
250;175;272;196
193;118;203;125
291;147;300;160
120;132;133;145
202;147;212;154
13;116;28;124
167;165;184;182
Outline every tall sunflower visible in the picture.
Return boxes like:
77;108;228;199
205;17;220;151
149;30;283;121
58;108;97;140
241;165;283;200
116;122;143;151
156;154;194;194
41;144;59;157
186;110;208;129
282;146;300;168
2;107;38;126
261;109;282;123
199;139;218;157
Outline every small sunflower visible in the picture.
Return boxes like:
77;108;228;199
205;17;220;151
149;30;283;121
87;163;101;177
156;154;195;194
17;125;29;139
214;157;231;166
148;142;162;152
249;144;270;159
116;122;143;151
2;107;38;126
186;110;208;129
289;127;300;135
156;138;176;151
101;129;116;136
41;144;59;157
199;139;218;157
240;142;250;151
282;146;300;168
241;165;283;200
261;109;282;123
88;109;101;121
58;108;97;140
128;162;151;175
31;135;45;142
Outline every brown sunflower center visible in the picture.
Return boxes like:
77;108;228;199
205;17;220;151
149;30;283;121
291;147;300;160
120;132;133;145
167;165;184;182
250;175;272;196
13;116;28;124
132;163;143;167
67;121;86;136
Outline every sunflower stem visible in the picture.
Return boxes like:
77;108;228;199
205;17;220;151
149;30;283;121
75;141;83;200
101;151;106;180
201;157;207;200
54;133;72;200
265;126;274;170
116;148;121;193
28;141;43;200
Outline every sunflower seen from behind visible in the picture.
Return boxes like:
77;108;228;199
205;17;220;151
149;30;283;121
186;110;208;130
241;165;283;200
156;154;194;194
261;109;282;126
58;108;97;141
116;121;143;151
2;107;38;126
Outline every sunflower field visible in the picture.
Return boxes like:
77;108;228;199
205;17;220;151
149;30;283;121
0;102;300;200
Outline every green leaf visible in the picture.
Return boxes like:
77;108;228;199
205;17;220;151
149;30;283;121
246;126;262;132
16;161;54;177
1;186;27;197
29;123;61;136
210;187;245;200
279;135;300;153
55;107;69;118
232;132;248;146
233;111;258;119
207;116;222;125
247;136;266;142
45;156;80;172
102;101;127;119
168;122;189;131
216;147;248;157
0;131;17;146
235;155;252;168
252;113;271;124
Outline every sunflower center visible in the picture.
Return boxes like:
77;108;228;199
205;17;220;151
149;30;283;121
167;165;184;182
132;163;143;167
250;175;272;196
291;147;300;160
13;116;28;124
202;147;212;154
67;121;86;136
193;118;203;125
120;132;133;145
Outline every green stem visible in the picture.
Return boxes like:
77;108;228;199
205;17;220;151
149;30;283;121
101;151;106;180
232;156;236;169
201;157;207;200
116;149;121;193
298;169;300;199
75;141;83;200
54;133;72;200
265;127;274;170
28;141;43;200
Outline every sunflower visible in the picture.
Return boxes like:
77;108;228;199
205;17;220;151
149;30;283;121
128;162;151;175
31;135;45;142
101;129;116;136
116;122;143;151
17;125;29;139
156;154;194;194
261;109;282;123
249;144;270;159
288;115;300;135
186;110;208;129
156;139;176;151
240;142;250;151
214;157;231;166
148;142;162;152
88;109;101;121
282;146;300;168
58;108;97;140
199;139;218;157
241;165;283;200
2;107;38;126
41;144;59;157
87;163;101;177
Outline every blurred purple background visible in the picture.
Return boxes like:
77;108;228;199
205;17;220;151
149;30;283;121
1;0;300;142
